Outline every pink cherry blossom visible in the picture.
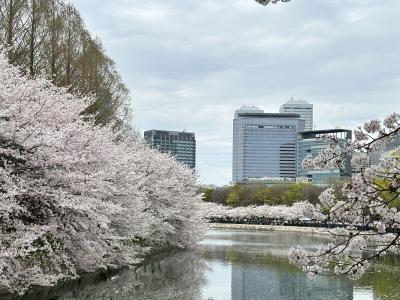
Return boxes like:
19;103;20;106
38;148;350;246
290;112;400;279
0;53;205;295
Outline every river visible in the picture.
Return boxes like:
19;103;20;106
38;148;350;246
6;229;400;300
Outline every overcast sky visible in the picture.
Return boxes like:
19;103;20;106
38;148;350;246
73;0;400;186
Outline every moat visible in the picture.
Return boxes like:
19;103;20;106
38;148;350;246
7;229;400;300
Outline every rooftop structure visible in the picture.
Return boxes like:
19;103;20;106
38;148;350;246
280;99;314;131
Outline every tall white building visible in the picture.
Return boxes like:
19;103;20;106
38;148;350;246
279;99;313;131
232;106;305;184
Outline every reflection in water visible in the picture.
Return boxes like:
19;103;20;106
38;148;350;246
232;265;353;300
205;230;353;300
6;251;207;300
357;255;400;300
4;229;400;300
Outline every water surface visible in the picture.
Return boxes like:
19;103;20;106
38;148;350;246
8;229;400;300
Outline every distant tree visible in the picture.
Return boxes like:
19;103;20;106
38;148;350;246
210;187;229;205
205;183;324;207
0;0;131;126
226;191;240;207
299;184;325;205
254;187;274;205
281;184;302;206
202;188;214;202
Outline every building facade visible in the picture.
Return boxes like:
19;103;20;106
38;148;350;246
369;133;400;166
279;99;313;131
381;133;400;158
297;129;352;186
144;130;196;168
232;106;305;184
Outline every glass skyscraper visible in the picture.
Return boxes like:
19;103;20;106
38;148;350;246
369;132;400;165
280;99;313;132
297;129;352;185
144;130;196;169
382;133;400;158
232;106;305;184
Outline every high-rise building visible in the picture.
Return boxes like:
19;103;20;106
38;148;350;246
232;106;305;184
144;130;196;169
369;133;400;165
297;129;352;186
381;133;400;158
280;99;313;131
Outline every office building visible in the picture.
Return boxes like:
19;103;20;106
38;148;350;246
369;133;400;166
381;133;400;158
232;106;305;184
297;129;352;186
280;99;313;131
144;130;196;168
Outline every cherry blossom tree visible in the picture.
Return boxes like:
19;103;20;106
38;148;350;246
202;201;325;222
254;0;291;6
289;114;400;279
0;52;205;295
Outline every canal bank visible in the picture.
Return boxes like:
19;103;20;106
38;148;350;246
208;223;332;236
